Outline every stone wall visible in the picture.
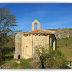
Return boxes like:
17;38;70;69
14;33;56;59
21;35;33;59
32;34;49;54
14;32;23;59
21;34;50;59
21;34;56;59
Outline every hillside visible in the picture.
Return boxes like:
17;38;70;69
48;28;72;38
0;59;32;69
57;36;72;61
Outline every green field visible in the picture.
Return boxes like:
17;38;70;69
57;36;72;60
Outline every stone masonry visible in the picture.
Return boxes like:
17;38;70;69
14;20;56;59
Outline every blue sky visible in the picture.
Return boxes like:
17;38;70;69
0;3;72;32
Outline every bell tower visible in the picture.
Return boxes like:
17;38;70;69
32;20;40;31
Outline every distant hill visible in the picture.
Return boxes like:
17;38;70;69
47;28;72;38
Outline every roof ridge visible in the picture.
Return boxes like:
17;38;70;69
23;29;55;34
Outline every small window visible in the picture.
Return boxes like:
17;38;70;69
18;55;20;59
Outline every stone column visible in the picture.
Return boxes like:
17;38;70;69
38;22;40;30
53;40;55;50
32;23;34;31
50;37;52;46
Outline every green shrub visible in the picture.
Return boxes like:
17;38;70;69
12;62;18;68
34;45;70;69
19;58;32;69
45;49;70;69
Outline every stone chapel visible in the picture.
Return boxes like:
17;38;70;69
14;20;56;59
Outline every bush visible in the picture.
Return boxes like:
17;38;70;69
0;46;14;66
33;45;70;69
12;62;18;68
44;49;69;69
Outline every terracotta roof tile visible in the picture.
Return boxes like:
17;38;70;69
24;29;55;35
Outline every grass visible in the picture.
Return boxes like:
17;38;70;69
12;61;19;69
9;58;33;69
57;36;72;59
19;58;33;69
0;58;33;69
5;51;33;69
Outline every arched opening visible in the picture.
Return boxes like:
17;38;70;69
18;55;20;59
34;23;38;30
32;20;40;31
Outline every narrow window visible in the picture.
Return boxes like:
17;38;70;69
18;55;20;59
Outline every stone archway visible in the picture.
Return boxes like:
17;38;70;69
32;20;40;31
